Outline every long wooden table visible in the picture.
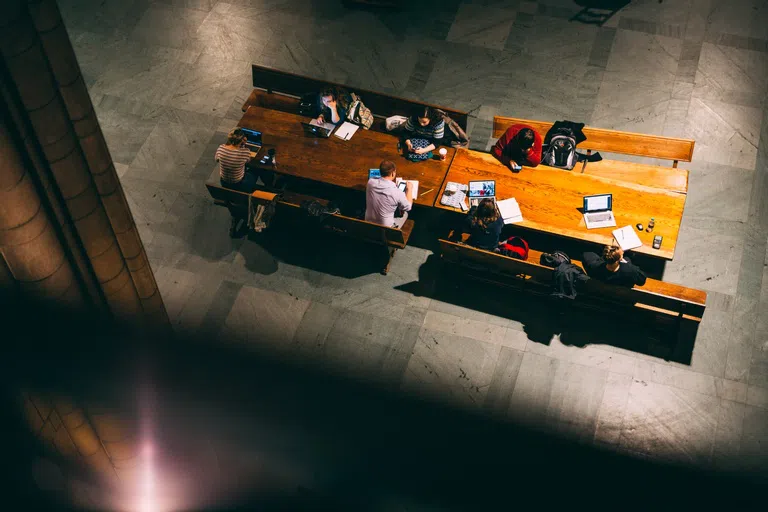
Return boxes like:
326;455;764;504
237;106;456;207
435;150;687;260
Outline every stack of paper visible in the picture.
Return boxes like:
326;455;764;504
334;121;359;140
612;225;642;250
497;198;523;224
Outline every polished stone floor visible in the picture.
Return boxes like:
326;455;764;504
59;0;767;480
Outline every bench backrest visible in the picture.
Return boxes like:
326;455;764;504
492;116;695;164
252;64;469;130
205;180;405;246
439;239;706;319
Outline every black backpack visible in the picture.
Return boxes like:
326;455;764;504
542;127;577;170
539;250;571;268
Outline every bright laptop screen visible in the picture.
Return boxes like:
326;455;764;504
468;180;496;198
584;194;612;212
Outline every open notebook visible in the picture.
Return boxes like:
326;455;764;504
496;198;523;224
613;225;642;251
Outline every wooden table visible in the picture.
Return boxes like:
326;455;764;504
436;149;687;260
238;106;455;207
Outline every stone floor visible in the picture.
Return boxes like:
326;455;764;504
59;0;767;480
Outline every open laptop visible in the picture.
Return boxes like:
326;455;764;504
583;193;617;229
302;120;334;138
240;128;262;151
468;180;496;208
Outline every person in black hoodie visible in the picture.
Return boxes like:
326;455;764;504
582;245;646;287
456;198;504;251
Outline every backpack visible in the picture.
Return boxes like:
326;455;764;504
498;236;529;260
346;92;374;129
435;108;470;148
539;250;571;268
541;127;577;170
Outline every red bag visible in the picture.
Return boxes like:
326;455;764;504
499;236;529;260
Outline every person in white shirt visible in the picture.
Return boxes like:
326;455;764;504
365;160;414;229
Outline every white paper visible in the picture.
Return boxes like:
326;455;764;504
397;177;419;198
496;198;523;224
612;225;642;251
334;121;359;140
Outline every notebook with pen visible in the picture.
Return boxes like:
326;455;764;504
612;225;642;251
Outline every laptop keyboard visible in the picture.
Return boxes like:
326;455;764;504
587;212;611;222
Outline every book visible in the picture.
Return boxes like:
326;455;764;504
496;197;523;224
396;177;419;198
612;225;642;251
334;121;359;140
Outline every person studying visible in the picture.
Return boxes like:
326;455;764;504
492;124;542;170
365;160;414;229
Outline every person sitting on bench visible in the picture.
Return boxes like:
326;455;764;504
492;124;542;170
454;198;504;251
403;106;445;157
582;245;647;287
315;86;351;126
216;128;256;192
365;160;413;229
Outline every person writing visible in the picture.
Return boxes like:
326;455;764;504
365;160;413;229
315;86;351;125
403;106;445;156
454;198;504;251
582;245;647;287
492;124;542;170
216;128;256;192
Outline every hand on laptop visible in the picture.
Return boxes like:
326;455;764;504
508;160;519;170
316;115;325;124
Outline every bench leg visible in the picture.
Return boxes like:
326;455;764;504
382;247;396;275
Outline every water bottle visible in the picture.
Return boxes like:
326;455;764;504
647;217;655;233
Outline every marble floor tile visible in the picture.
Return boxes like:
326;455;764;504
421;310;508;346
129;116;219;174
685;162;753;223
593;371;633;446
167;56;251;117
705;0;768;41
129;4;209;50
602;29;682;92
154;0;220;11
711;398;747;470
95;108;158;166
693;43;768;106
506;351;560;425
591;81;672;134
401;328;502;408
616;0;692;27
542;359;608;441
740;404;768;472
59;0;150;38
618;380;720;465
190;11;273;63
445;4;516;51
525;336;616;372
482;345;525;415
220;285;311;352
154;266;224;331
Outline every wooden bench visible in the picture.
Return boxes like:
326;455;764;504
241;64;469;132
492;116;695;194
439;234;707;330
205;175;414;275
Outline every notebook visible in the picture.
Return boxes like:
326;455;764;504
496;198;523;224
612;225;642;251
395;178;419;197
334;121;359;141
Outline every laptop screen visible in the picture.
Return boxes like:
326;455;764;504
468;180;496;198
584;194;612;212
240;128;262;144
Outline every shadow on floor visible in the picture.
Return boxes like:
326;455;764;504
397;254;696;364
571;0;632;26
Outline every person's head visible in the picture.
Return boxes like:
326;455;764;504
379;160;397;180
472;198;500;229
515;128;536;150
413;106;439;127
227;128;246;147
603;245;624;265
320;87;348;108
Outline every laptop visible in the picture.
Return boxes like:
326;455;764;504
302;120;334;138
467;180;496;208
240;128;262;151
583;193;617;229
368;168;381;179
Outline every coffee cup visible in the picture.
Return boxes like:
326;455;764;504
438;147;448;161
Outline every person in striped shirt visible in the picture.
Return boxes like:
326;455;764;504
403;106;445;157
216;128;256;192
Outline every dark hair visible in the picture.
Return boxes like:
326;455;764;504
320;86;350;109
471;198;499;230
517;128;535;148
602;245;622;264
411;106;439;127
379;160;396;178
226;128;246;146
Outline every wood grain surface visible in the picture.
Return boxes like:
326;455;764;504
492;116;695;163
238;106;455;207
436;149;687;260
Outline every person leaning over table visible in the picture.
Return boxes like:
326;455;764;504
403;106;445;156
365;160;414;229
453;198;504;252
216;128;256;192
582;245;647;288
315;86;351;125
491;124;542;170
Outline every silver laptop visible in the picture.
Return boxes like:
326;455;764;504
468;180;496;208
583;193;617;229
302;120;334;138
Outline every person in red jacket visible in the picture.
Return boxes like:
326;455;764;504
492;124;542;170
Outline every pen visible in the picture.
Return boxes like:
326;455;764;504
419;188;434;197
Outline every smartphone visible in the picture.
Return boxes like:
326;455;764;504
652;235;663;249
397;182;407;192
